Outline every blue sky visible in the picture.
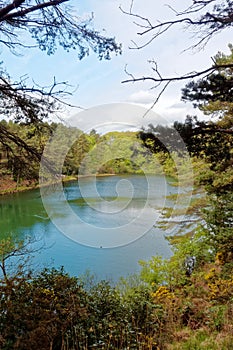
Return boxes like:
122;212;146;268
2;0;232;130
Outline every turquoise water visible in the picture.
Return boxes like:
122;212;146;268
0;175;176;281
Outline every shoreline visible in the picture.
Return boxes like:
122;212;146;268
0;174;116;196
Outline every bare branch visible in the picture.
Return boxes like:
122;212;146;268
0;0;121;183
0;0;121;58
122;63;233;85
0;123;41;161
119;1;153;29
175;0;216;16
0;0;25;19
124;64;135;81
122;62;233;104
143;81;171;118
1;0;68;21
121;0;233;52
164;4;179;16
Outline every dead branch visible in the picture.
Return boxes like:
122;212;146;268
122;63;233;85
121;0;233;51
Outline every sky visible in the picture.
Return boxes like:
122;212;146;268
2;0;233;131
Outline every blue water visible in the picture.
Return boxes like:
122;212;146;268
0;175;176;281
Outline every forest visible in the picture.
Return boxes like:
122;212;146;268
1;110;233;349
0;0;233;349
0;121;163;193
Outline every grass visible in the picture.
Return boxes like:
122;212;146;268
168;328;233;349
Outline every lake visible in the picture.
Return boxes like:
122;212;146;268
0;175;179;281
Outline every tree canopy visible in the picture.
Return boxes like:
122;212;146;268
0;0;121;168
182;44;233;124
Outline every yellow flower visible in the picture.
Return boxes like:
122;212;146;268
215;252;225;265
152;286;175;303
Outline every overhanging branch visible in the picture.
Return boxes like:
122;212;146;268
122;63;233;84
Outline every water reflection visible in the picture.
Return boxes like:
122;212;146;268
0;175;175;280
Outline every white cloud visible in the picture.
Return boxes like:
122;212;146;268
4;0;231;124
68;103;163;132
127;90;156;104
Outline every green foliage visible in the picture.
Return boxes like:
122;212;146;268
0;234;233;350
0;262;159;349
138;123;188;155
0;120;52;184
0;235;36;282
203;192;233;261
140;47;233;269
0;267;89;350
182;44;233;120
0;0;121;180
169;328;233;350
136;61;233;345
1;124;169;189
68;130;163;176
1;3;233;349
0;0;121;60
139;255;169;286
139;228;213;290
